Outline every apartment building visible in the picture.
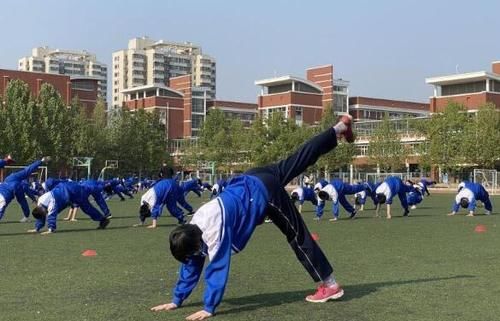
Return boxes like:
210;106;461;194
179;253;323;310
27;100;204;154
18;46;107;98
112;37;216;108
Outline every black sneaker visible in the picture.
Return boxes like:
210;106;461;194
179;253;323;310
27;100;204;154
177;219;187;225
350;210;358;219
98;218;110;229
403;210;410;217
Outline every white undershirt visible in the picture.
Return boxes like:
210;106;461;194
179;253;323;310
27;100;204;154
375;182;392;200
190;198;223;261
141;188;157;208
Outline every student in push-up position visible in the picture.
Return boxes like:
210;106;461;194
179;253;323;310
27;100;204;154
150;115;354;320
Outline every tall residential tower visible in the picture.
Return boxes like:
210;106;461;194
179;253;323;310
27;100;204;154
18;47;107;98
112;37;216;108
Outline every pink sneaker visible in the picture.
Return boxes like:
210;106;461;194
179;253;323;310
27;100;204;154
305;284;344;303
335;115;354;143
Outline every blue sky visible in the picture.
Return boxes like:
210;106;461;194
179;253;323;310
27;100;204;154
1;0;499;103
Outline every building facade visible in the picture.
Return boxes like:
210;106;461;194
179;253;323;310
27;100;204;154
0;69;99;111
349;96;430;121
256;65;349;126
207;100;258;127
112;37;216;108
121;75;208;139
426;61;500;112
18;47;107;98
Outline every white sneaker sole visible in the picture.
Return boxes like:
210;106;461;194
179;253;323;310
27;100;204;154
306;289;344;303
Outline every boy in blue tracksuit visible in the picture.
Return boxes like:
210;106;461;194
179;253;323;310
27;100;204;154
16;180;39;222
138;178;186;228
318;179;367;221
29;181;110;234
312;179;329;219
290;186;319;215
81;180;111;218
354;182;369;212
418;178;436;196
448;182;492;216
150;115;354;320
374;176;412;219
210;179;227;199
0;158;47;222
104;179;133;201
176;179;203;215
406;184;424;209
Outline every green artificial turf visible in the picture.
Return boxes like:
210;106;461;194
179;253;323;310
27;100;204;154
0;193;499;321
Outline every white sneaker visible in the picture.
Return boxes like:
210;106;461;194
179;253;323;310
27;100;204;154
264;218;272;223
313;217;321;221
410;205;417;210
329;217;338;222
485;211;491;215
19;217;30;223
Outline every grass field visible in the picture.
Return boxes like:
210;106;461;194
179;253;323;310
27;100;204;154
1;192;499;321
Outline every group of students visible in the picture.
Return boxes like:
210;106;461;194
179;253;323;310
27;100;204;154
290;176;438;220
0;114;495;321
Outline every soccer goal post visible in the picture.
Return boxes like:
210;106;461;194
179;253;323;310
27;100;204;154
473;169;498;193
1;165;48;182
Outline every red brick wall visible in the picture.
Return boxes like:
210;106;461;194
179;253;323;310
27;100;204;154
306;65;333;106
71;78;99;114
492;62;500;75
429;92;500;112
168;109;184;139
0;69;71;104
258;92;323;108
170;75;192;137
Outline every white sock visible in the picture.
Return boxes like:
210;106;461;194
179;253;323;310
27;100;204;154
333;122;347;135
323;276;337;287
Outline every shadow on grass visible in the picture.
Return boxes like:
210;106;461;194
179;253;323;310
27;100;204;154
207;275;475;316
0;224;176;237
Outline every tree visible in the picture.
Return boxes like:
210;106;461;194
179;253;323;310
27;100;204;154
1;80;40;162
419;102;471;172
315;106;356;173
368;114;408;171
196;109;250;172
108;108;168;177
468;103;500;168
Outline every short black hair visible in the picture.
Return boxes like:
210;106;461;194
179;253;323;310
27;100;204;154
290;192;299;201
460;197;469;209
139;203;151;222
376;193;387;204
318;191;330;201
32;206;48;220
169;224;203;263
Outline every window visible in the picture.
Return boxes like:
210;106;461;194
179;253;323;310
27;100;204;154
268;83;292;94
295;82;321;94
191;114;204;131
441;81;486;96
192;98;205;113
